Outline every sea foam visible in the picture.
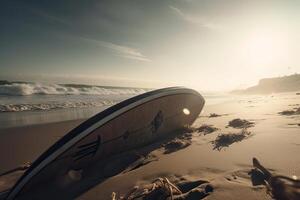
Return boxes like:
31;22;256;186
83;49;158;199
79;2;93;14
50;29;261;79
0;82;149;112
0;100;117;112
0;82;147;96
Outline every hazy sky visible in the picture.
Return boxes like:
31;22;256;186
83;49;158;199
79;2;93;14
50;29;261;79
1;0;299;90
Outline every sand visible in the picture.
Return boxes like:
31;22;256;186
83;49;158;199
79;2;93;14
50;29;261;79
0;93;299;199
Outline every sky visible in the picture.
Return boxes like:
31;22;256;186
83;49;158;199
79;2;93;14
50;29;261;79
0;0;300;91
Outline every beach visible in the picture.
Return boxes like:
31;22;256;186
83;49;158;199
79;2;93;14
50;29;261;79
0;92;299;199
2;0;300;198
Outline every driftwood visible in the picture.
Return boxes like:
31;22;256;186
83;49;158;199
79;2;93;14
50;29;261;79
111;177;213;200
252;157;300;200
111;177;182;200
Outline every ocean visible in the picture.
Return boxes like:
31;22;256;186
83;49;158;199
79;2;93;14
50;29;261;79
0;81;233;128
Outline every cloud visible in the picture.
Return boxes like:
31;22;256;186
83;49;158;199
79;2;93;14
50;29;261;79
99;41;151;62
169;6;220;29
30;10;150;62
82;37;151;62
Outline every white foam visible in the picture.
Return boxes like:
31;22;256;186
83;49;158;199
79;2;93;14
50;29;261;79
0;83;147;96
0;100;117;112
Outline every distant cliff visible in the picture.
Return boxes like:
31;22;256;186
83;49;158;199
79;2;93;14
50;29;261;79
231;74;300;94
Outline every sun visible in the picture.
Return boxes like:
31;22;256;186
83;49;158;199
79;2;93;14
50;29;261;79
242;29;287;66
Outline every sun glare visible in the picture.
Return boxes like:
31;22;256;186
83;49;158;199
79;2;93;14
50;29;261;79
242;29;288;65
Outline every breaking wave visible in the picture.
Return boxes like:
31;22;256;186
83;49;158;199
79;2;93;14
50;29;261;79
0;82;150;112
0;82;148;96
0;100;118;112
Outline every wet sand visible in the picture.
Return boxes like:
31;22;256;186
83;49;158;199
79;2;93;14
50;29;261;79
0;120;83;174
0;93;300;199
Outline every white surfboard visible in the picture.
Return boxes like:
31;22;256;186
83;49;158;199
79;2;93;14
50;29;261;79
7;87;205;199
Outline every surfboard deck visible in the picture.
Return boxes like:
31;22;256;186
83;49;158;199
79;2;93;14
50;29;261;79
6;87;205;199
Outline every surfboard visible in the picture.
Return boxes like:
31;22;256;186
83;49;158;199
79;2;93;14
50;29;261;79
7;87;205;199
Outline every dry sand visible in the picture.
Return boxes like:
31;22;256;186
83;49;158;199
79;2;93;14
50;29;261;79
0;93;299;199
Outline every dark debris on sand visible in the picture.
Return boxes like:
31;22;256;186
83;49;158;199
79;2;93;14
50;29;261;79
196;124;218;135
288;104;300;107
212;129;251;150
227;118;255;129
288;123;300;127
209;113;222;118
279;107;300;116
208;113;225;118
163;138;192;154
200;113;229;118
